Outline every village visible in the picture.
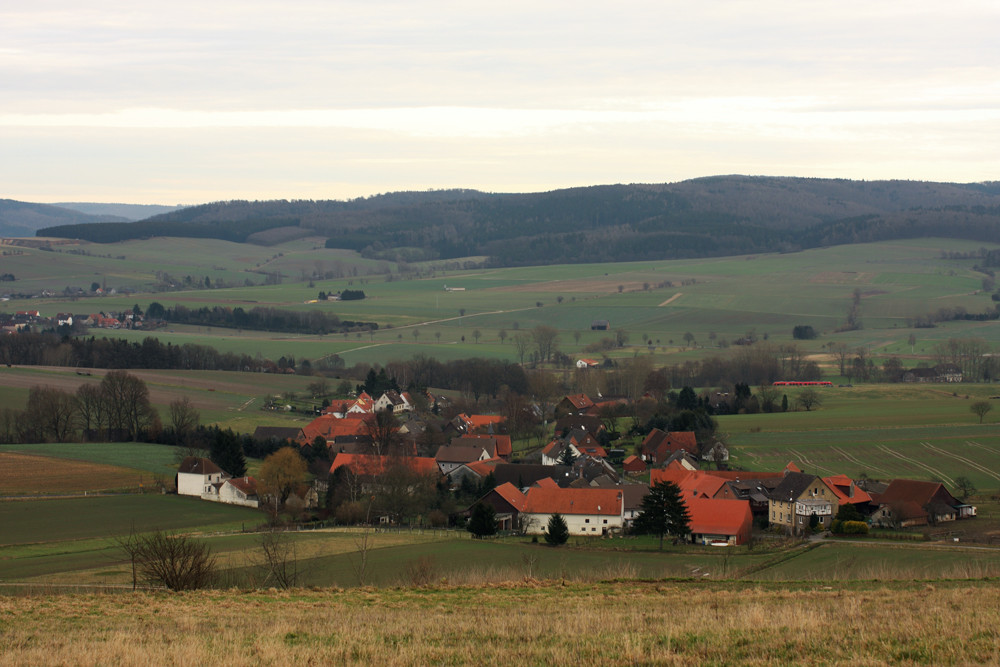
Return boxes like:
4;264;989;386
177;387;979;545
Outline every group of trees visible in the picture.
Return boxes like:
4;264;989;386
0;331;272;372
1;371;160;444
149;303;377;336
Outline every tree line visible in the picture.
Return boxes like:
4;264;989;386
0;331;270;371
148;303;378;335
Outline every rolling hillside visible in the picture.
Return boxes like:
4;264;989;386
34;176;1000;265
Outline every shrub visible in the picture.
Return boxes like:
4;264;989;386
841;521;869;535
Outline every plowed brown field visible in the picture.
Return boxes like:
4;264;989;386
0;452;146;495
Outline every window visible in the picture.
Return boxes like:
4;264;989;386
603;519;608;524
585;518;590;523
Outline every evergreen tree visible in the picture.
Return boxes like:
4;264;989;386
558;445;578;467
545;513;569;546
632;481;691;550
210;428;247;477
311;435;328;462
467;502;498;538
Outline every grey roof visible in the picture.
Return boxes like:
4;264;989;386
178;456;225;476
769;472;821;502
435;445;487;464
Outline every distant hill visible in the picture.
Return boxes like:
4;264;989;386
0;200;128;238
34;177;1000;265
54;202;187;222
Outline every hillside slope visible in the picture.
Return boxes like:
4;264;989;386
35;176;1000;265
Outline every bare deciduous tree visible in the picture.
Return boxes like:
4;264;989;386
117;529;215;591
259;529;298;589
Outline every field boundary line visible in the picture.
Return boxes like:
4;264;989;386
922;442;1000;483
876;445;955;486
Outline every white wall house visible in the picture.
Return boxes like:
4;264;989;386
520;486;624;536
177;457;228;497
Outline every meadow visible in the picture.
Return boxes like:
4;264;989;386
6;236;1000;371
2;580;1000;665
720;384;1000;491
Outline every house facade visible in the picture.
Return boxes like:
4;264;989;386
177;457;228;497
520;486;624;536
768;473;840;535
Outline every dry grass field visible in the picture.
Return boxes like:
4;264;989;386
0;453;147;495
1;581;998;665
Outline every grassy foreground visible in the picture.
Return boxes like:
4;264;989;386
1;581;998;665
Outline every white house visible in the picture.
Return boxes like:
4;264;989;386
520;484;624;536
373;390;413;414
218;476;260;508
435;445;491;475
177;457;228;497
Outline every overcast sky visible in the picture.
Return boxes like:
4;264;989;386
2;1;999;204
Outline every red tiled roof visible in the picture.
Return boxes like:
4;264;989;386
876;479;955;507
685;497;753;536
535;477;559;490
464;456;504;477
492;482;526;512
301;414;368;443
225;476;258;495
563;394;595;410
523;486;622;516
822;475;872;505
785;461;802;473
465;414;505;431
649;470;729;499
329;453;439;477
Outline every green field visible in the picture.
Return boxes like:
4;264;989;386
7;237;1000;371
2;442;186;477
719;384;1000;491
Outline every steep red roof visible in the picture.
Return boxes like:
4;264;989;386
523;486;622;516
301;414;368;443
823;475;872;505
684;497;753;536
785;461;802;473
492;482;526;512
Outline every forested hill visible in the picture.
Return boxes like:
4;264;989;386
0;200;127;238
36;177;1000;265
